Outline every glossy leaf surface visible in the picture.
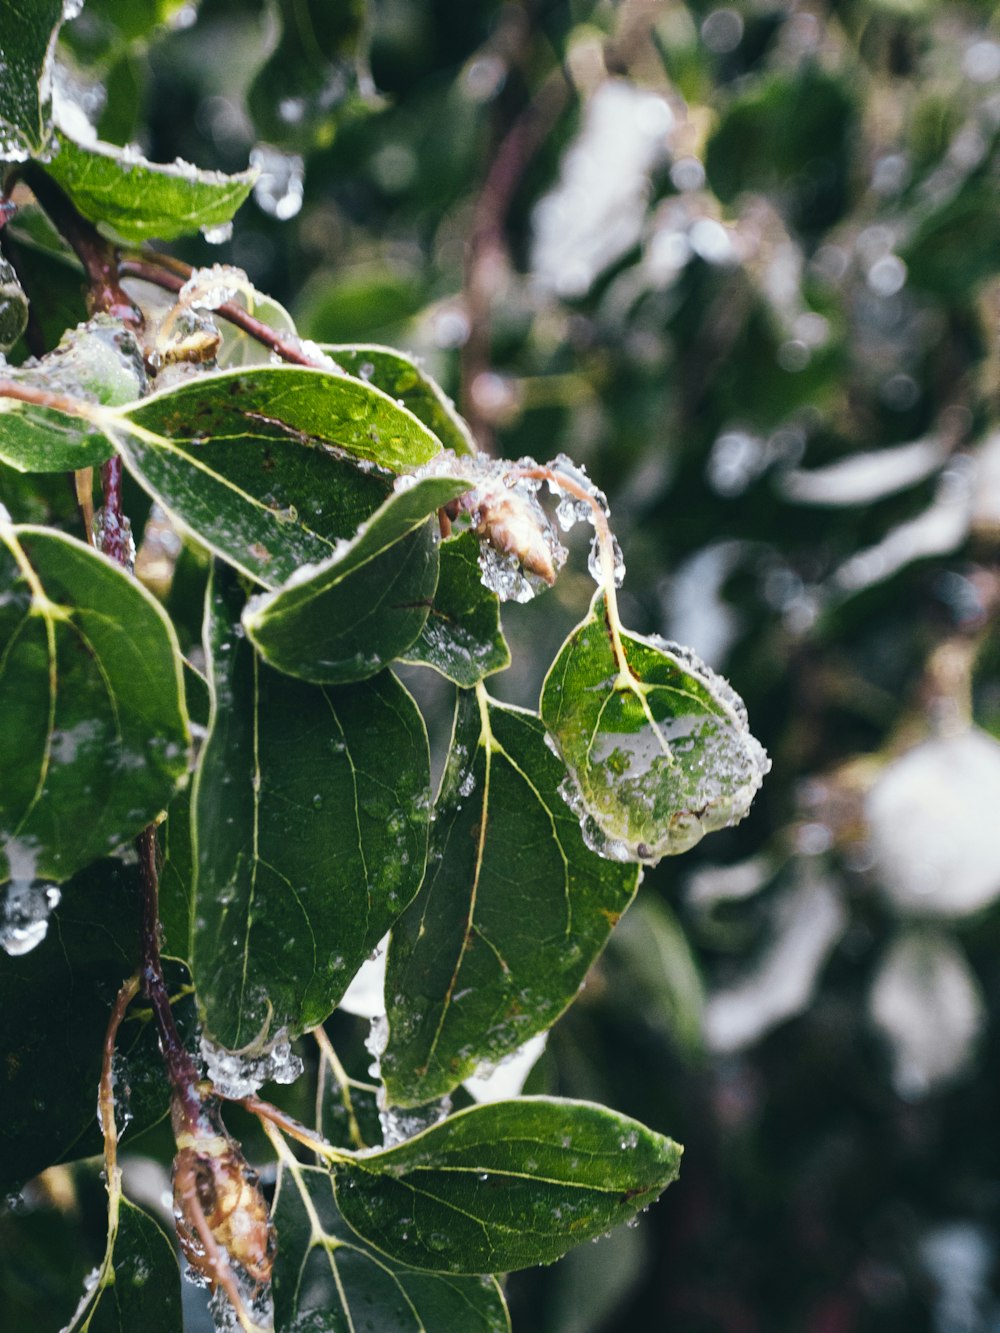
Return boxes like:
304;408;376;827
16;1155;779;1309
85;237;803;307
192;572;431;1049
400;530;510;686
327;344;476;457
111;365;445;586
382;691;639;1107
274;1164;510;1332
540;592;770;863
45;131;257;243
0;0;61;157
334;1097;682;1273
0;524;189;883
244;474;471;684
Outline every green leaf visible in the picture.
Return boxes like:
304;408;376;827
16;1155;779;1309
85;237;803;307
0;0;62;159
243;474;471;685
0;523;190;884
326;345;477;457
273;1164;510;1333
0;857;139;1194
333;1097;682;1274
67;1198;181;1333
382;689;639;1108
539;592;770;864
0;316;145;472
110;365;448;587
399;530;510;686
191;570;431;1050
44;131;257;244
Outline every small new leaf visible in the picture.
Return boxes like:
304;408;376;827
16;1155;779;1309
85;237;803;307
540;592;770;862
399;530;511;687
333;1097;682;1274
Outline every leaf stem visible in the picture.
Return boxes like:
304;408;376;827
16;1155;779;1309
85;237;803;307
136;825;203;1136
311;1024;369;1151
239;1092;351;1165
14;164;143;331
119;255;339;369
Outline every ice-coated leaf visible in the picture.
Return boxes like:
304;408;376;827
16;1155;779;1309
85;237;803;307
540;592;770;863
0;524;190;884
243;474;471;684
326;344;477;457
382;690;639;1107
109;364;447;587
44;130;257;243
399;530;510;686
65;1198;181;1333
0;857;138;1193
0;0;62;159
191;571;431;1050
333;1097;682;1273
273;1164;510;1332
0;316;146;472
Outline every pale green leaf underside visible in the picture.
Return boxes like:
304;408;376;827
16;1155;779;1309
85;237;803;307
334;1097;683;1274
192;571;431;1049
540;591;770;862
45;129;257;242
244;473;472;684
274;1165;510;1333
382;692;639;1107
0;524;190;883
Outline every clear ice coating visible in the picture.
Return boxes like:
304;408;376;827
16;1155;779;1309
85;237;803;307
544;618;771;863
379;1094;453;1148
1;880;61;956
249;145;305;220
201;220;235;245
199;1029;303;1098
208;1279;274;1333
92;506;136;572
178;263;248;311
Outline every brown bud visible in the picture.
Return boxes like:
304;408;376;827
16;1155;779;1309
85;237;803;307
473;490;557;584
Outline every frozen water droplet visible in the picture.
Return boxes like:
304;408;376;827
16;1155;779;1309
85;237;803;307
2;867;61;956
178;263;247;311
200;220;235;245
200;1028;303;1098
250;145;305;221
379;1095;452;1147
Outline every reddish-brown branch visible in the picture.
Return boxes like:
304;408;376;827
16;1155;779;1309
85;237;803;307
15;164;143;332
137;826;203;1135
119;256;335;369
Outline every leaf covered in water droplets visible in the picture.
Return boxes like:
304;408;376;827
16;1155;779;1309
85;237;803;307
0;0;63;159
399;530;510;686
243;474;471;684
326;343;477;457
540;592;770;863
45;129;257;244
110;364;444;587
191;570;431;1050
273;1163;511;1332
0;524;190;884
332;1097;682;1274
382;690;639;1108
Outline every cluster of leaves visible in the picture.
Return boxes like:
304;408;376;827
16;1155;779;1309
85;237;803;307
0;3;773;1332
